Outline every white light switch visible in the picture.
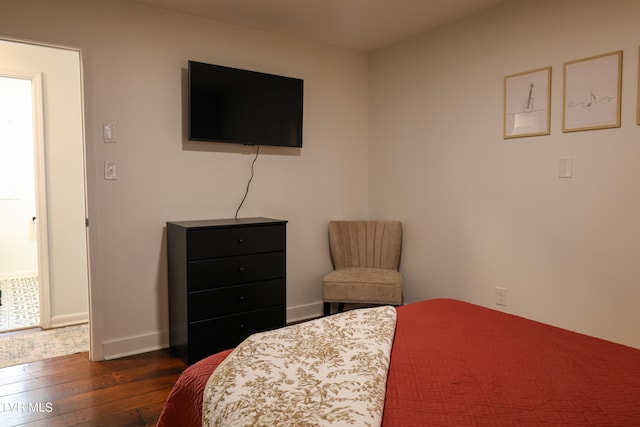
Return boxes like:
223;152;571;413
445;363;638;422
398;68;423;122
103;124;117;143
558;157;573;178
105;161;117;180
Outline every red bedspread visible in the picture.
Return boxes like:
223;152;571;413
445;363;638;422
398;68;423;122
158;299;640;426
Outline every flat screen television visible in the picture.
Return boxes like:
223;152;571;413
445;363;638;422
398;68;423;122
188;60;303;147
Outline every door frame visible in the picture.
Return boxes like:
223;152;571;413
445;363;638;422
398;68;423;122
0;37;94;360
31;71;51;329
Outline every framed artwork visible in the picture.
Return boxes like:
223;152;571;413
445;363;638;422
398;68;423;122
637;46;640;125
563;50;622;132
504;67;551;139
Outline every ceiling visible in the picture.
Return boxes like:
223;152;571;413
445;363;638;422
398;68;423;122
131;0;506;51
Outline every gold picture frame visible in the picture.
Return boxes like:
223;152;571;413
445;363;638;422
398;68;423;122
563;50;622;132
637;46;640;125
504;67;551;139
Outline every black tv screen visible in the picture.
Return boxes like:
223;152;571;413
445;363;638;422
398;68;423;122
188;61;303;147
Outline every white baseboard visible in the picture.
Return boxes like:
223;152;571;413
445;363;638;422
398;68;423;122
50;312;89;328
102;330;170;360
287;301;323;324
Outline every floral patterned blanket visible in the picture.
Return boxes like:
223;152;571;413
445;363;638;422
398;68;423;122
202;306;397;427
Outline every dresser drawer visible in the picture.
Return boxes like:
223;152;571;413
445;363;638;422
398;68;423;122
189;279;285;321
188;252;285;291
189;306;285;360
187;224;286;260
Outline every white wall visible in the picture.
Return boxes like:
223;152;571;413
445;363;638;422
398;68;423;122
0;0;369;358
0;41;88;325
370;0;640;348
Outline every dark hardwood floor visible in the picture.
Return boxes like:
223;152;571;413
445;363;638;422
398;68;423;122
0;349;186;426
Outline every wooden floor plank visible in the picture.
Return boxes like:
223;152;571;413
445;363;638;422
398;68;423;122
0;353;91;388
0;349;185;427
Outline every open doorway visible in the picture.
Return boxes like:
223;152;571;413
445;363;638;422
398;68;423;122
0;75;41;332
0;39;90;366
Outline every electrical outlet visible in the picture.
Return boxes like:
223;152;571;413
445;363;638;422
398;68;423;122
495;287;507;306
104;161;117;180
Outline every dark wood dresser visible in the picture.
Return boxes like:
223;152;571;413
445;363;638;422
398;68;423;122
166;217;287;364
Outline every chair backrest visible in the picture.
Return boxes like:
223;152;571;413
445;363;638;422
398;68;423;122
328;221;402;270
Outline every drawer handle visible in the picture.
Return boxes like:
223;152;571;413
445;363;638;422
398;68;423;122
239;324;245;329
237;238;245;245
238;266;245;273
239;296;245;302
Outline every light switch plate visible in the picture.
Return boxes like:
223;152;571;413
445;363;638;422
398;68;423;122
558;157;573;178
103;124;117;143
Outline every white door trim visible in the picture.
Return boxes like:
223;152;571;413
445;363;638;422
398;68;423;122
31;72;51;329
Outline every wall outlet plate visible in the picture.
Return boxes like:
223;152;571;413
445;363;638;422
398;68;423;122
495;287;507;306
104;161;117;180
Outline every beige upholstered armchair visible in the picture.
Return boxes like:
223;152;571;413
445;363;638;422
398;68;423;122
322;221;403;316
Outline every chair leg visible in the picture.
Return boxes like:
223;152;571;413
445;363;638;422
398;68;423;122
337;302;345;313
323;302;331;316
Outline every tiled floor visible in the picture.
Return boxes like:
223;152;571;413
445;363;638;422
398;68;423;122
0;276;40;331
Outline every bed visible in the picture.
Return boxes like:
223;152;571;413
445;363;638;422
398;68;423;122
158;298;640;426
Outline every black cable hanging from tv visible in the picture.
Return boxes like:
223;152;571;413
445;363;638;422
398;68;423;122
234;145;260;220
